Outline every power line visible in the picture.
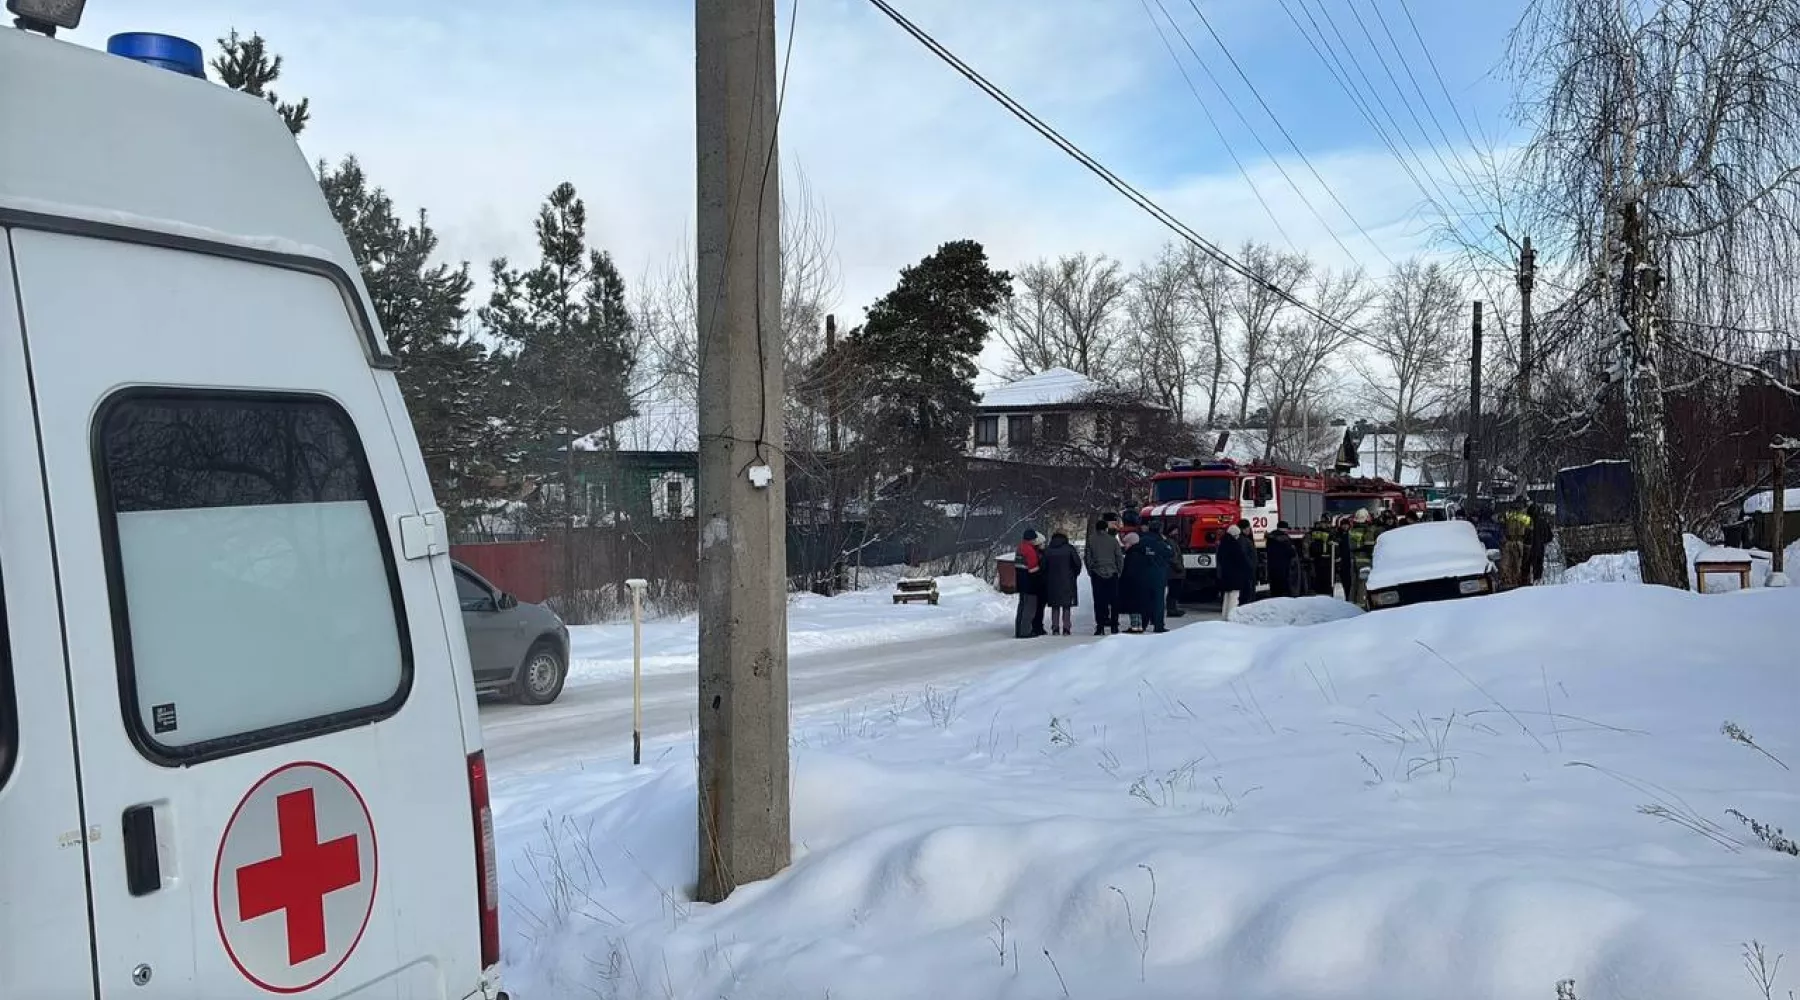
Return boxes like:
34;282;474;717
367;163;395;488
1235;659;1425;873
1344;0;1494;242
863;0;1387;353
1397;0;1489;171
1366;0;1495;217
1134;0;1302;253
1280;0;1519;339
1178;0;1399;268
1145;0;1369;265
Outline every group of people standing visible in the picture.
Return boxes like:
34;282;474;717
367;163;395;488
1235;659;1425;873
1012;497;1558;639
1014;513;1192;638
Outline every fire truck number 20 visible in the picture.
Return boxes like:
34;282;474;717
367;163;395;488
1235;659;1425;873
1250;515;1271;531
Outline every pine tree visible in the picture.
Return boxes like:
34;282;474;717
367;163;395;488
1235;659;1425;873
210;30;311;136
828;239;1011;473
479;183;637;563
318;157;496;530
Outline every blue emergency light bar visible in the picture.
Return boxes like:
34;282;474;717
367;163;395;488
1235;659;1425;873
106;31;205;78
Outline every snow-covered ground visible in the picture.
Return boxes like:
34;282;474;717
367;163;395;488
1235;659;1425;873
564;573;1012;687
493;583;1799;1000
1564;533;1800;590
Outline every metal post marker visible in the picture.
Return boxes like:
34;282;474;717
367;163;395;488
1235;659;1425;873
626;578;648;764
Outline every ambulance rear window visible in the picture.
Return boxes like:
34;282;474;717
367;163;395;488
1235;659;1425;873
95;390;411;762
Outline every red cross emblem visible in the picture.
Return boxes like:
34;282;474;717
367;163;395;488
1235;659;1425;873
236;788;362;964
214;762;379;993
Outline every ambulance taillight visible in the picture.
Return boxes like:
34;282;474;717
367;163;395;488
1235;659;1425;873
467;751;501;967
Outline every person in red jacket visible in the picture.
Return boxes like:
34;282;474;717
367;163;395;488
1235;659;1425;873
1013;529;1046;638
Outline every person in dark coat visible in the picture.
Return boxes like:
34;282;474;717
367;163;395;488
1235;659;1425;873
1013;529;1044;639
1164;525;1188;619
1215;523;1252;620
1266;521;1299;598
1122;524;1173;633
1041;532;1083;635
1236;518;1259;607
1526;503;1554;584
1084;518;1123;635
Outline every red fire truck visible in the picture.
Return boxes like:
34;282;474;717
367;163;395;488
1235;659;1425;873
1323;476;1424;523
1139;459;1327;590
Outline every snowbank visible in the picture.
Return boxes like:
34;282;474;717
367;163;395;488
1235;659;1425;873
564;573;1012;687
1564;533;1800;590
1228;595;1364;627
497;585;1800;1000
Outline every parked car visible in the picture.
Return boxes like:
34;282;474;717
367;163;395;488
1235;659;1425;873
1362;520;1500;610
453;561;571;704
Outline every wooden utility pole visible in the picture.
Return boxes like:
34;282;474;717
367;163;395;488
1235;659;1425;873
1516;235;1536;478
1465;300;1483;510
694;0;790;903
1773;442;1791;579
825;314;846;595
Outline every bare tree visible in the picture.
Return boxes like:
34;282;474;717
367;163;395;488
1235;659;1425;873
1353;259;1465;481
997;253;1129;379
1258;267;1372;463
1125;244;1204;423
636;163;841;430
1181;246;1236;428
1229;242;1311;426
1512;0;1800;587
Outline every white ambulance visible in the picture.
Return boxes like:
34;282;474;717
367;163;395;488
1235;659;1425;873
1;10;506;999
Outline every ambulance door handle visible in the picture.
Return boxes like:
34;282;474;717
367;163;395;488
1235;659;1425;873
120;804;162;896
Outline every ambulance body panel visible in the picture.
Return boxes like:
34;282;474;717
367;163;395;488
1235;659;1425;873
1;24;501;999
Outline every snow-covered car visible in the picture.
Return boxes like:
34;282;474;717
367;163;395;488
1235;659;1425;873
1362;520;1500;610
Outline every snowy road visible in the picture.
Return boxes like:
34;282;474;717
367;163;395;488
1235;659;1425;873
480;610;1218;774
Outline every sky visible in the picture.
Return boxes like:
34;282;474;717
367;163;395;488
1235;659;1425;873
66;0;1529;382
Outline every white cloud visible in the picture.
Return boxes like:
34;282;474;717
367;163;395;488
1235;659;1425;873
67;1;1504;356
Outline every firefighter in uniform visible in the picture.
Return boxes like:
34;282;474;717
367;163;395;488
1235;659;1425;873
1347;508;1377;604
1500;502;1532;589
1307;516;1334;596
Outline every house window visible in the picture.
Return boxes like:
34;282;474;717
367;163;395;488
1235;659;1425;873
1007;415;1035;449
974;416;999;447
1042;412;1071;444
651;471;696;520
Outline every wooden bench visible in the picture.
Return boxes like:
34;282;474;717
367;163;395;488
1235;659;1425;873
893;578;940;605
1695;559;1752;593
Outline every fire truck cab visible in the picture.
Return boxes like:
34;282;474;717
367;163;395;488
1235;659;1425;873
1324;476;1421;525
1141;459;1326;590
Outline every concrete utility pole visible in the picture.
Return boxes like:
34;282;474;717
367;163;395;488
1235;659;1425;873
1465;301;1483;509
694;0;790;903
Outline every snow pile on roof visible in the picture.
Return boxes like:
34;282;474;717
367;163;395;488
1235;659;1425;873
978;367;1100;408
574;399;698;453
1743;488;1800;515
1365;520;1491;591
1352;431;1464;486
495;583;1799;1000
561;573;1012;687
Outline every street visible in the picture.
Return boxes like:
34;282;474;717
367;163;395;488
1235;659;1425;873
479;605;1221;774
